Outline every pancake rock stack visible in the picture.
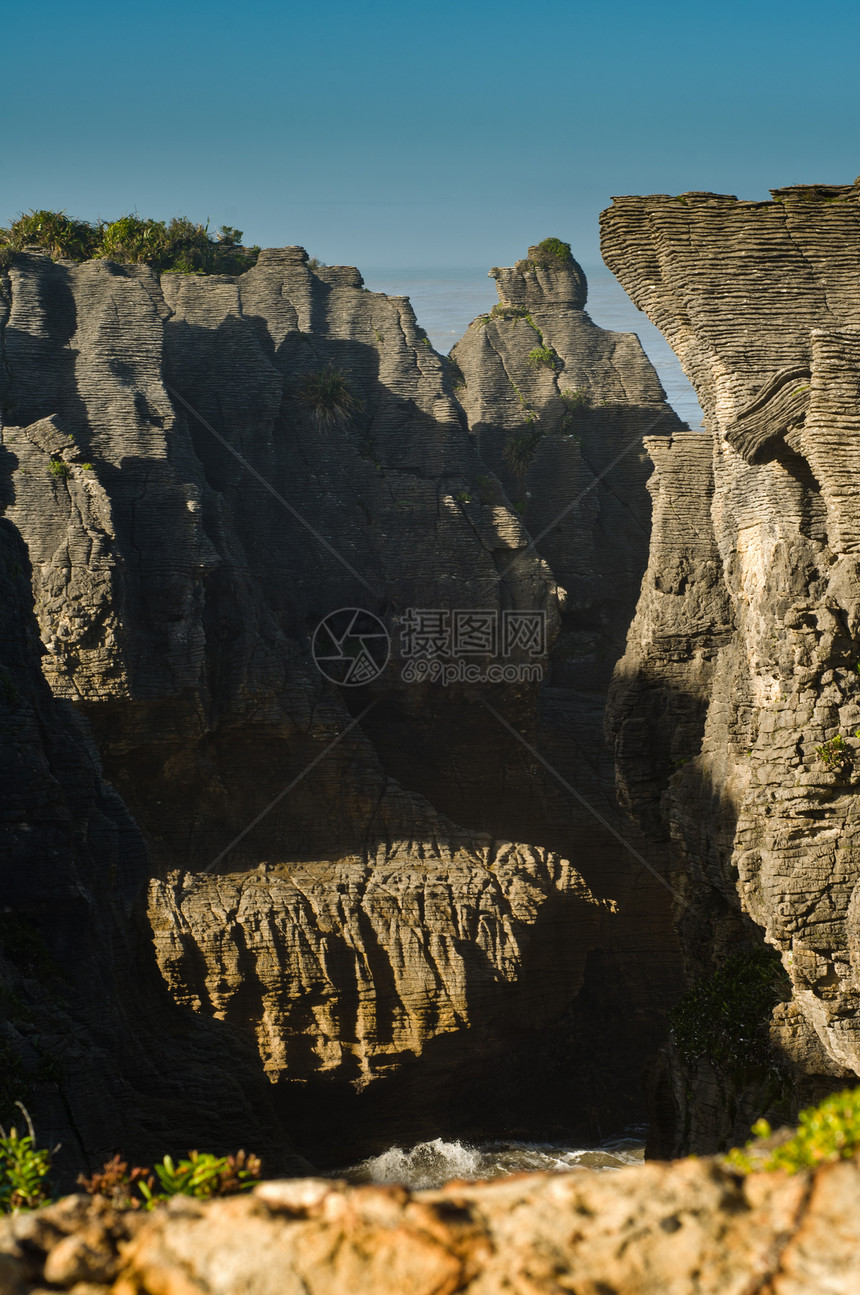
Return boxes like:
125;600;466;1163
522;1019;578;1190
601;181;860;1152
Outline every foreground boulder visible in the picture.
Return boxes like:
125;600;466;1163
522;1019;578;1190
2;1153;859;1294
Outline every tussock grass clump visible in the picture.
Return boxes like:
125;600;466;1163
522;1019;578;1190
487;303;530;321
0;210;100;263
296;365;363;429
503;427;543;476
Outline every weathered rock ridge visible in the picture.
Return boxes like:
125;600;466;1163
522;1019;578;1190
601;181;860;1153
4;1153;860;1294
1;242;683;1169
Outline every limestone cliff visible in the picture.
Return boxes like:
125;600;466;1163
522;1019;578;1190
601;182;860;1153
1;242;683;1169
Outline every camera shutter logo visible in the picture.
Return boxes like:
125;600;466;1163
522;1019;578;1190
312;608;390;686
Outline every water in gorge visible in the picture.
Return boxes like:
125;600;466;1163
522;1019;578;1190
334;1128;647;1191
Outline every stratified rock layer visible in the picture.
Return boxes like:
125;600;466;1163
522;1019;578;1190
452;244;685;692
602;182;860;1152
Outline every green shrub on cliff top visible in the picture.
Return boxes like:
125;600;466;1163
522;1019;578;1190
529;237;573;268
98;215;256;274
727;1086;860;1174
0;210;101;263
0;210;259;274
670;946;790;1077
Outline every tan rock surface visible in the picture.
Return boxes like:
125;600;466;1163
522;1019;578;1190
3;1156;859;1294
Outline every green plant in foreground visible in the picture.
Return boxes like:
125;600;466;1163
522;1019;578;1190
47;458;71;480
0;1107;52;1212
79;1149;262;1210
670;946;790;1078
726;1086;860;1174
296;365;363;429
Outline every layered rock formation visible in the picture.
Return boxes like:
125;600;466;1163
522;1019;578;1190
4;1153;860;1294
452;243;681;693
601;182;860;1152
1;241;683;1170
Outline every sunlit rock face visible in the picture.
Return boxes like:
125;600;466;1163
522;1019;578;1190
602;183;860;1153
1;241;681;1169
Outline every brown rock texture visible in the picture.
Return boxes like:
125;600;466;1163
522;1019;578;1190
601;182;860;1153
1;242;682;1170
3;1155;860;1294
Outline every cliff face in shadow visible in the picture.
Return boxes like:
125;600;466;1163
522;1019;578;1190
0;241;685;1169
0;512;301;1184
601;182;860;1154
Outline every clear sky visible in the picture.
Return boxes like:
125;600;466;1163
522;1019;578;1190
5;0;859;270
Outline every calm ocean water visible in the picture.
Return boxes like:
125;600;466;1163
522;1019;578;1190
362;266;704;428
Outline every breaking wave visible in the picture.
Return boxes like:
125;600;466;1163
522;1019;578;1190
336;1129;646;1191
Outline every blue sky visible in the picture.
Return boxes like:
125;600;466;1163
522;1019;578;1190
6;0;859;270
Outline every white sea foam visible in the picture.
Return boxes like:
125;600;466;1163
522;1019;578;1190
336;1129;646;1190
345;1138;483;1190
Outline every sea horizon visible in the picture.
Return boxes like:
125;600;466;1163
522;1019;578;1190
361;264;704;429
